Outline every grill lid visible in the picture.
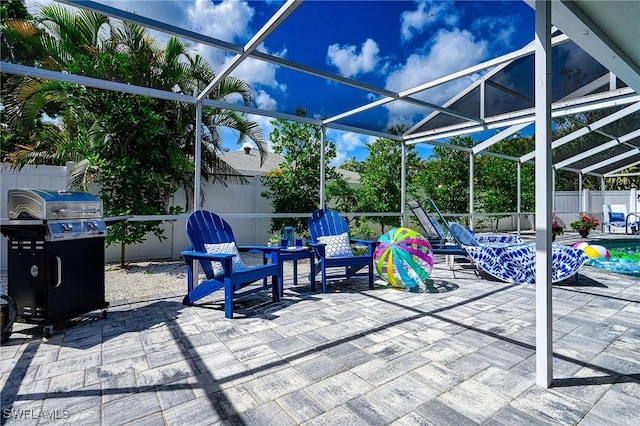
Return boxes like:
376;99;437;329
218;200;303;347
8;189;103;220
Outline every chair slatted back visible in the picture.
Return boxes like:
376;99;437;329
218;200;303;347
407;200;444;240
309;209;350;241
186;210;237;278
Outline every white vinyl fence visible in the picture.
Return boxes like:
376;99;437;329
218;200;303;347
553;189;640;229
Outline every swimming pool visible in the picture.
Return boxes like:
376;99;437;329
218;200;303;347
587;238;640;277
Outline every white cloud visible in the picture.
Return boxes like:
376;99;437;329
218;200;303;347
182;2;287;96
339;132;370;152
384;29;487;128
254;90;278;111
332;150;347;167
327;130;376;166
230;54;287;92
188;0;254;42
400;1;457;43
246;90;279;151
326;38;380;77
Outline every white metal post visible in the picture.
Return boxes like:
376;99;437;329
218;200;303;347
320;126;326;209
552;168;556;213
194;102;203;211
517;162;522;234
469;154;474;230
401;141;407;227
534;0;553;388
578;172;583;213
601;177;606;230
584;189;591;214
631;188;639;213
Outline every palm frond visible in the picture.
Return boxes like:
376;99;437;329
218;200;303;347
214;76;253;105
67;159;93;191
204;108;268;165
75;10;109;48
2;18;40;39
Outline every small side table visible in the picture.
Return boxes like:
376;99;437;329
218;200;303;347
279;247;315;295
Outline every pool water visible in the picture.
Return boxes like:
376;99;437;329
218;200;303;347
587;239;640;277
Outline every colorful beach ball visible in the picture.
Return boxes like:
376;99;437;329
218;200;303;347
572;241;589;251
573;241;610;259
374;227;434;292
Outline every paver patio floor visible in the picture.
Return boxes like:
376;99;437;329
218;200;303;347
1;247;639;425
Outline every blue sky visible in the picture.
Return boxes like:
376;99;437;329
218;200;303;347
27;0;535;165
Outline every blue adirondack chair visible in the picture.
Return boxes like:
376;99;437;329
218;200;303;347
308;209;378;293
181;210;281;319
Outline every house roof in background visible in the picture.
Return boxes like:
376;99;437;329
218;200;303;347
220;148;284;176
220;148;360;184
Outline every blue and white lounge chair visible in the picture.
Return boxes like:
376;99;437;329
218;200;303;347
603;204;639;234
449;222;589;284
408;199;523;267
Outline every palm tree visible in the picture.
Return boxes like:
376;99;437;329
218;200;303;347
2;4;269;266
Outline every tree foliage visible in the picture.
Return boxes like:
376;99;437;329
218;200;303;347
260;108;350;236
414;136;475;216
355;137;421;231
413;134;534;228
474;135;535;229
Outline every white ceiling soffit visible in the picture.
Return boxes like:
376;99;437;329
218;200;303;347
551;0;640;94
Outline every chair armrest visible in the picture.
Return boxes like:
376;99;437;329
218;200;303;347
351;239;378;255
350;238;378;246
181;250;235;262
307;241;326;257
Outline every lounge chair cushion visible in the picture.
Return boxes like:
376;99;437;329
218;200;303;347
317;232;353;258
449;223;479;246
204;242;247;275
609;212;625;222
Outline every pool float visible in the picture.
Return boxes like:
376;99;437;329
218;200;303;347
576;242;640;277
608;249;640;262
572;241;610;259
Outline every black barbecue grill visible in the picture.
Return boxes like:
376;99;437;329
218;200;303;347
1;189;110;337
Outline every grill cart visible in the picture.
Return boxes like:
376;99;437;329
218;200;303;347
1;189;112;338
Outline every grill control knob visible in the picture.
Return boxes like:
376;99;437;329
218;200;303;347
88;221;98;230
61;223;73;232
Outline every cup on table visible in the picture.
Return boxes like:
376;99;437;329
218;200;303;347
280;239;289;248
295;238;303;247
